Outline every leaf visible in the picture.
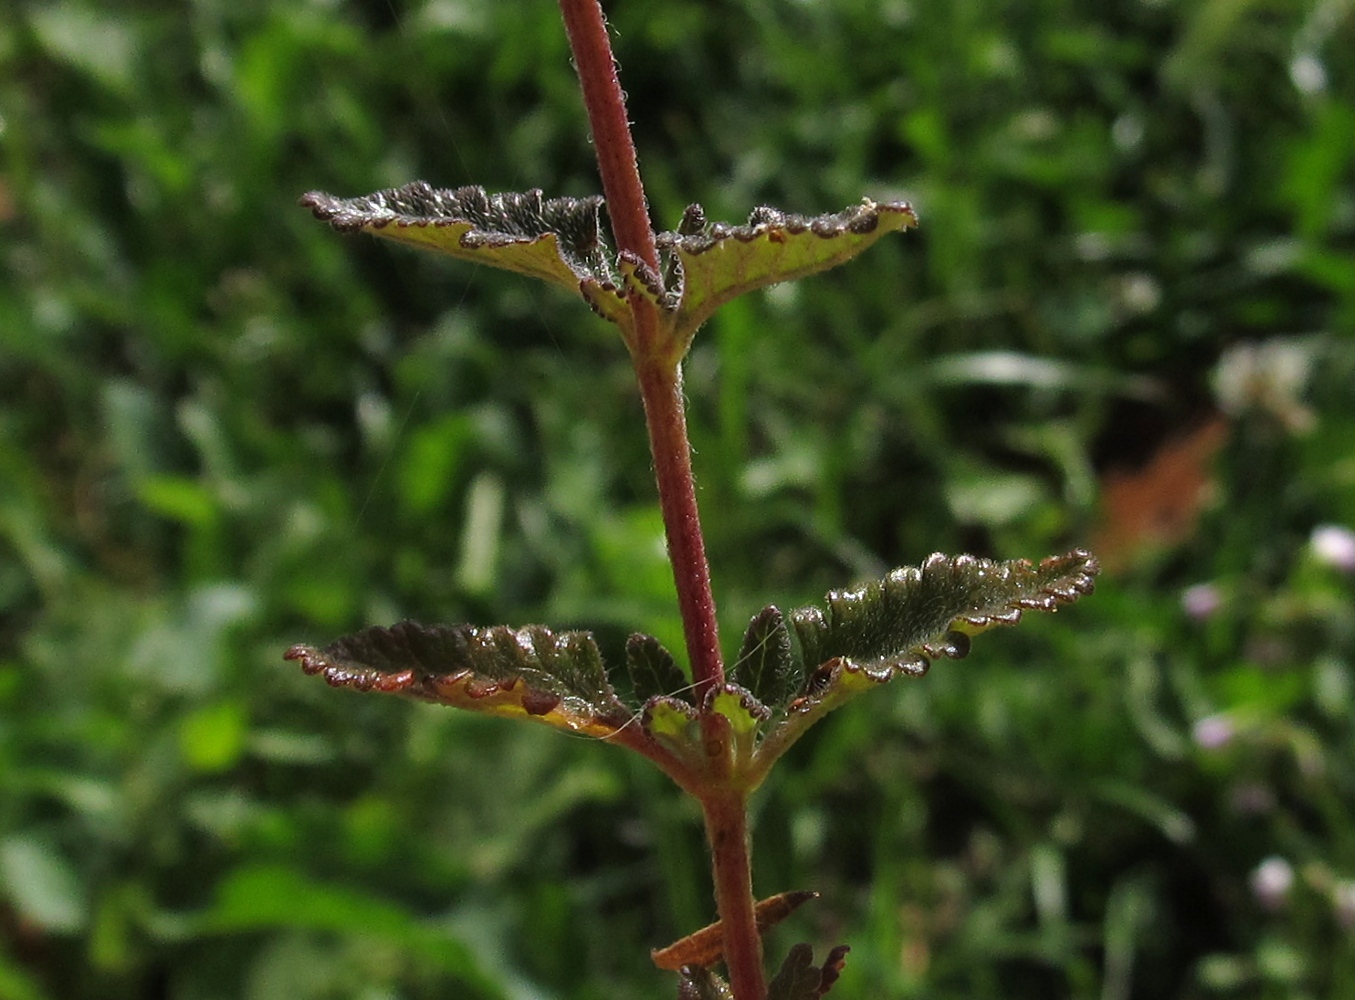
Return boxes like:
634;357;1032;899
767;944;819;1000
752;550;1099;771
792;549;1099;686
303;184;917;356
767;944;851;1000
730;605;797;708
657;199;918;339
817;945;851;995
284;621;631;738
707;684;769;737
706;683;771;769
652;890;818;970
0;956;49;1000
300;182;614;294
642;695;703;767
626;632;690;704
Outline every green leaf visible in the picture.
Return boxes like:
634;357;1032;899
792;549;1098;683
303;184;917;357
731;605;797;708
767;944;851;1000
752;550;1099;772
0;957;49;1000
179;700;248;773
625;632;690;704
300;182;614;294
285;621;631;738
642;696;704;770
288;554;1095;789
657;199;919;341
705;683;770;772
708;684;769;738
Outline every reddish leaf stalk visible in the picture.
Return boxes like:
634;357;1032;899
703;791;766;1000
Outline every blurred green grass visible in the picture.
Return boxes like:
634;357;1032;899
2;0;1354;998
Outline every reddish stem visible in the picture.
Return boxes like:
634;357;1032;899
558;4;758;996
635;354;725;696
557;0;724;691
703;791;766;1000
556;0;659;272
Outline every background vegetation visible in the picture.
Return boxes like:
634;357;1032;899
3;0;1354;997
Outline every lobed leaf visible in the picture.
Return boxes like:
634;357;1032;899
284;621;631;738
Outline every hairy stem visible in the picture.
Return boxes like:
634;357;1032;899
558;0;724;692
703;791;766;1000
556;0;659;271
558;6;749;992
635;355;725;695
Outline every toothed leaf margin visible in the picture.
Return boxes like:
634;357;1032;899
284;621;631;737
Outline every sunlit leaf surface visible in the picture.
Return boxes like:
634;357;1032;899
657;200;918;337
749;549;1099;771
300;182;614;296
302;183;916;354
287;552;1097;786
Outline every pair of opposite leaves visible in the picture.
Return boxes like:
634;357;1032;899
291;181;1099;994
291;181;1098;779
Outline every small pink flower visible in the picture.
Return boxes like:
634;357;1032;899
1311;524;1355;573
1251;856;1294;911
1193;714;1234;750
1181;583;1223;621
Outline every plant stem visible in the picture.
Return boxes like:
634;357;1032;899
558;5;752;994
703;791;766;1000
635;355;725;695
558;0;725;693
556;0;659;272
